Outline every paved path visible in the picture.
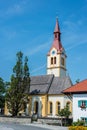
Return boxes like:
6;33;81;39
0;123;68;130
27;123;68;130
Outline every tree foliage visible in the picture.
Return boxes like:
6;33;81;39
6;51;30;116
0;77;5;108
58;104;71;118
58;104;71;126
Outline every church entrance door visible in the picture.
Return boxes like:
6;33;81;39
34;101;38;114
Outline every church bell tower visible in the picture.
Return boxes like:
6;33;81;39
47;18;67;77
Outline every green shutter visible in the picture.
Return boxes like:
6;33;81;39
78;100;81;107
86;101;87;107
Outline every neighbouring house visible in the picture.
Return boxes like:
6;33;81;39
63;79;87;122
5;18;72;117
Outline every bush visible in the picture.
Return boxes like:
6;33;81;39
72;119;85;126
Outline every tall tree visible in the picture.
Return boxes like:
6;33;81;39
0;77;5;109
6;51;30;116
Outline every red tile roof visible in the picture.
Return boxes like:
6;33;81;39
63;79;87;94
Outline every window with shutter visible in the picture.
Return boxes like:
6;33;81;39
78;100;87;110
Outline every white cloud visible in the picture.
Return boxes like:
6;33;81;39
31;64;46;74
25;39;52;56
62;19;87;51
66;39;87;51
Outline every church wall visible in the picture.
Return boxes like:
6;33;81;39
31;95;42;117
48;95;72;117
47;48;61;77
4;102;9;115
47;47;66;77
41;95;47;117
29;95;48;117
47;68;60;77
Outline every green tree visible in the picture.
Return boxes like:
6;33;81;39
0;77;5;109
6;51;30;116
58;104;71;126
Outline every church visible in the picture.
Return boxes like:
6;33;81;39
5;19;72;117
27;18;72;117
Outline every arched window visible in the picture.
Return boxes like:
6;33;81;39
50;102;52;114
58;102;60;113
61;57;64;66
48;102;53;114
51;57;53;64
56;101;61;115
66;102;70;111
54;57;56;64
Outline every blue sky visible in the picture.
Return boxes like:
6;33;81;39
0;0;87;84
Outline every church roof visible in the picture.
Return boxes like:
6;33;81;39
29;75;72;95
63;79;87;94
30;75;54;94
48;76;72;94
51;40;63;51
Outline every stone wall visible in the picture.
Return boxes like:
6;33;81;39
38;117;62;125
0;116;72;126
0;116;31;124
38;117;72;126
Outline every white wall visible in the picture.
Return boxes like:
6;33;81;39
48;95;71;117
47;48;66;77
73;94;87;122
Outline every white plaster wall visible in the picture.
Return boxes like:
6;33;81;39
48;95;71;117
47;48;66;77
73;94;87;122
47;68;60;77
47;48;59;68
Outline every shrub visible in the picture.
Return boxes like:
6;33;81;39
72;119;85;126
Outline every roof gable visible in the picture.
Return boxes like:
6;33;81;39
63;79;87;94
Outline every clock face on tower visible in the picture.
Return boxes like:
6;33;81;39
52;50;56;55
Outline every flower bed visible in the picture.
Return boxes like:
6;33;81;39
68;126;87;130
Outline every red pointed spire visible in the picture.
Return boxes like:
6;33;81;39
54;18;60;33
50;18;63;52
